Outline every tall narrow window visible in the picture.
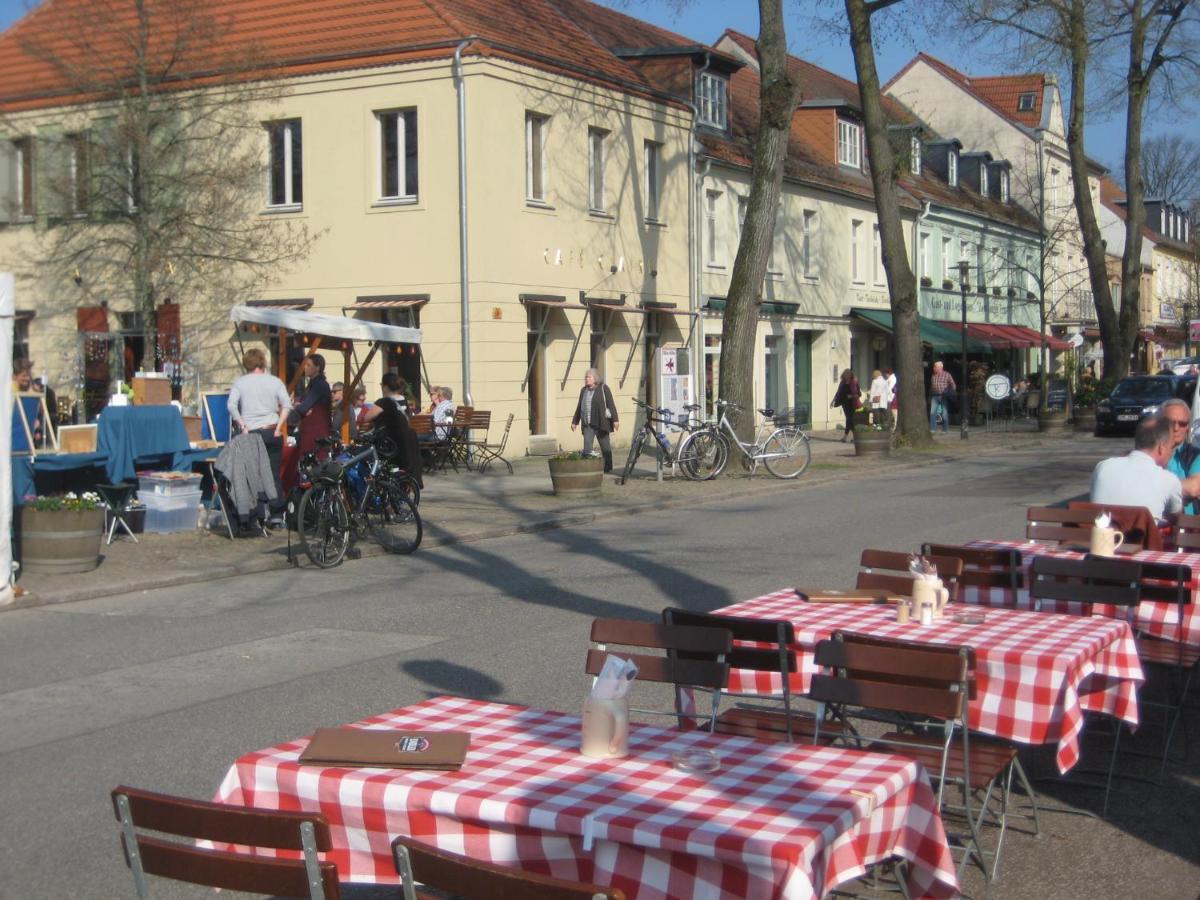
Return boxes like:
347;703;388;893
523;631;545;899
979;165;989;196
941;237;952;281
802;209;818;277
837;120;862;168
737;195;748;237
1049;167;1060;208
960;240;972;284
67;132;89;214
850;219;863;283
377;109;418;201
910;135;922;175
947;150;958;187
872;224;883;285
588;127;608;213
697;73;728;129
705;190;720;265
644;140;662;221
1000;170;1010;203
126;146;140;212
919;231;930;280
13;137;33;218
525;112;548;203
266;119;302;208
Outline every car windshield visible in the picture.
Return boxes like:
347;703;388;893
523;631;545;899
1110;379;1173;402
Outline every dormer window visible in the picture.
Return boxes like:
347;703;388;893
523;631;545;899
910;135;922;175
1018;92;1036;112
979;165;988;196
947;150;958;187
837;119;862;169
1000;169;1010;202
697;73;728;130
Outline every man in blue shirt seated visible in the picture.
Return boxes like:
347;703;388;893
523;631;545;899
1161;399;1200;514
1091;414;1186;523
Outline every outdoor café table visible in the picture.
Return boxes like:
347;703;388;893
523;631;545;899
963;539;1200;648
212;695;959;899
712;593;1143;774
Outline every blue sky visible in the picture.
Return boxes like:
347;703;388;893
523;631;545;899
0;0;1187;171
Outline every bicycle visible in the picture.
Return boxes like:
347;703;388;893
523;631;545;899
295;437;423;568
618;399;727;485
698;399;811;479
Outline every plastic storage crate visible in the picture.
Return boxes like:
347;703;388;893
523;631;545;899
138;489;202;533
138;472;204;496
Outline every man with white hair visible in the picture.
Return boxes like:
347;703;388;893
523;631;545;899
1163;398;1200;513
1091;415;1183;522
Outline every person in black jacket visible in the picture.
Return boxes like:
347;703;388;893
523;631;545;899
361;372;424;488
570;368;620;472
831;368;860;442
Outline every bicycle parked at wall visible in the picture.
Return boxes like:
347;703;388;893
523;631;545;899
694;399;811;479
291;435;422;568
618;399;726;485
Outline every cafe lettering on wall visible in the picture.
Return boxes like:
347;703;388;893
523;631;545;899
923;293;989;319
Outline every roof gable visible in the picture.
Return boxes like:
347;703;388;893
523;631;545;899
887;52;1048;132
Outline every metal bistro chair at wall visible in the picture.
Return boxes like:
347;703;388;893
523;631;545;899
469;412;515;474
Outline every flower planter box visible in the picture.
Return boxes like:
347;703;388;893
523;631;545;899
853;430;891;457
1073;410;1097;431
1038;410;1069;433
548;456;604;498
19;506;104;575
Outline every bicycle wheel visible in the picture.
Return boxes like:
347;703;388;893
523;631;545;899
298;483;350;568
677;429;726;481
619;433;646;485
762;427;812;479
365;481;423;554
392;472;421;507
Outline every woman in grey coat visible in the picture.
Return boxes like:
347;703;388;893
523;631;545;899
570;368;620;472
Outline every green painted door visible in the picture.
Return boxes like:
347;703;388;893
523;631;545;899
793;330;812;427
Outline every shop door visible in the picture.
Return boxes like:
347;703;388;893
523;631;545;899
792;330;812;426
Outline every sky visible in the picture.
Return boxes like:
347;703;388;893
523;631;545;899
0;0;1192;172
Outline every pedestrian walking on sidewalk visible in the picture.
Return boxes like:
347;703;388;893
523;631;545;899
571;368;619;472
831;369;860;442
929;361;955;433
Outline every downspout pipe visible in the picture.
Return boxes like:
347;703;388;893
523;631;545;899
686;53;711;414
454;38;479;407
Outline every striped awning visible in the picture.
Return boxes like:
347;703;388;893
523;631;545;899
247;298;313;311
352;295;430;310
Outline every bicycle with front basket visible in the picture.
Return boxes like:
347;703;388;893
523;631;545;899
293;436;422;568
695;399;811;479
618;399;726;485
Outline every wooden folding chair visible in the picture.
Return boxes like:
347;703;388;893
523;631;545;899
857;549;964;600
111;785;339;899
1025;505;1097;544
392;835;624;900
810;635;1023;886
922;543;1024;605
587;617;731;730
471;412;515;474
1173;512;1200;551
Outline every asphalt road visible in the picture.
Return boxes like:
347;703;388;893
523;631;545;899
1;439;1196;899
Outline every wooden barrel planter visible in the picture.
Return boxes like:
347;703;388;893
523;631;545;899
1073;410;1097;432
853;429;890;457
1038;410;1069;433
19;507;104;575
548;457;604;498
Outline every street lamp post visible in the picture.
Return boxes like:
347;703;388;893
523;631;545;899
957;260;970;440
1185;301;1193;359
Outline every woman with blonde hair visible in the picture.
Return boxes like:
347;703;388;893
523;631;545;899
570;368;620;472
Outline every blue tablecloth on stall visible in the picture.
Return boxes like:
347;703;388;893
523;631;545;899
97;406;193;483
11;452;110;505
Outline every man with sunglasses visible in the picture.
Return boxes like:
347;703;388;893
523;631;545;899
1163;399;1200;514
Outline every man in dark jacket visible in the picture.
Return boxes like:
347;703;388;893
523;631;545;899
570;368;620;472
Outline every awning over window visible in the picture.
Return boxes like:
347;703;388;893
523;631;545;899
248;298;313;310
639;300;697;318
942;320;1071;351
704;297;800;316
582;295;646;315
850;308;991;353
519;294;583;310
351;295;430;310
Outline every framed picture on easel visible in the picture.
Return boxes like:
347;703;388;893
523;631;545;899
200;391;231;443
11;391;58;456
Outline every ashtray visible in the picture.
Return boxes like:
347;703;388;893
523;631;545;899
952;611;987;625
671;748;721;774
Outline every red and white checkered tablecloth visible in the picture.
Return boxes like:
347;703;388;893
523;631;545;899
963;539;1200;648
212;695;958;899
713;593;1144;773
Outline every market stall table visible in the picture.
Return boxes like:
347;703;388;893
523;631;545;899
963;539;1200;647
713;593;1143;773
96;405;199;483
213;695;958;900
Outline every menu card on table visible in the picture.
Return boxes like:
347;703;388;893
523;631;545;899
300;728;470;770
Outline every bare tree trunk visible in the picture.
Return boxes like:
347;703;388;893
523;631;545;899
845;0;931;445
717;0;801;440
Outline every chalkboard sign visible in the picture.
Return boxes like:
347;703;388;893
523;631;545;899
1045;378;1068;411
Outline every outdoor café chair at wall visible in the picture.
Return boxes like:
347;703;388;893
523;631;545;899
857;549;965;600
111;785;340;899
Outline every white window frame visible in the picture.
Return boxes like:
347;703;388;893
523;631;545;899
525;112;548;204
910;135;922;175
125;146;139;213
67;132;88;216
947;150;958;187
376;108;418;203
1000;170;1010;203
979;165;989;196
802;209;818;278
851;219;864;283
837;119;862;169
1049;166;1060;208
705;189;721;266
872;223;884;285
1018;92;1036;112
14;137;34;219
919;231;930;280
697;73;728;129
588;126;608;214
644;139;662;222
265;119;302;210
942;237;952;281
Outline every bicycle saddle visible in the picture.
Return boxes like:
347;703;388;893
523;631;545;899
759;408;775;418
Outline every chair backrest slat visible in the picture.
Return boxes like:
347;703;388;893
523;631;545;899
132;835;338;898
810;637;970;719
922;543;1024;591
857;549;964;599
590;617;732;656
1029;555;1142;609
584;648;728;690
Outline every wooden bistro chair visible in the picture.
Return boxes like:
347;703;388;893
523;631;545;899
111;785;339;899
409;413;450;472
810;635;1026;887
857;549;965;600
441;405;475;472
587;617;731;731
470;412;515;474
393;835;624;900
1029;555;1144;816
1173;512;1200;551
922;543;1024;607
1067;500;1161;550
1025;505;1097;545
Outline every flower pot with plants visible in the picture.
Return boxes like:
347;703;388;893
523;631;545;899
942;279;955;291
853;425;891;457
548;451;604;498
1072;377;1112;432
19;492;105;575
920;276;933;288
